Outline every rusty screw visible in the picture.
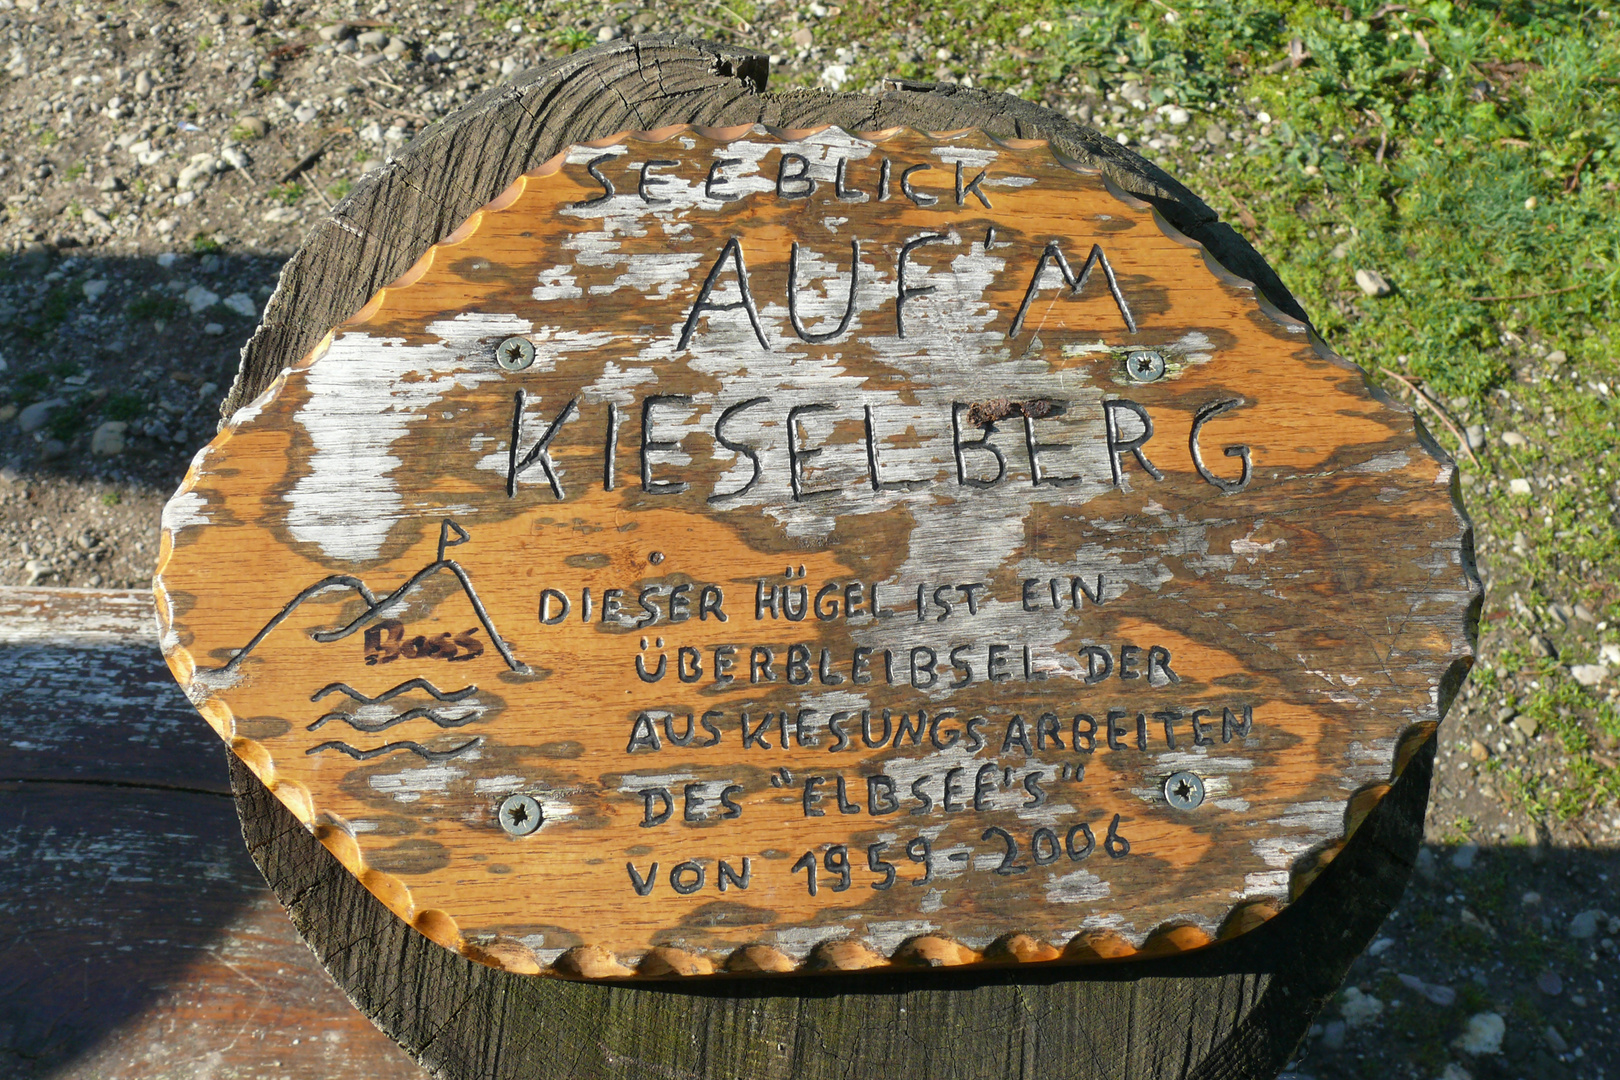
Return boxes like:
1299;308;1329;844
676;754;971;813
1164;771;1205;810
498;793;543;835
1126;350;1166;383
496;336;535;372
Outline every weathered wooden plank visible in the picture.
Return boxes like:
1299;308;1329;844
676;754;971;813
166;126;1472;982
218;36;1475;1079
0;783;424;1079
1;639;223;791
0;586;425;1078
0;588;222;792
0;586;157;645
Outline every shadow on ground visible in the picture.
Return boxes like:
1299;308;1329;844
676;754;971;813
1;246;285;491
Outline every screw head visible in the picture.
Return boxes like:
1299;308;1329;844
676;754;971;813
497;793;543;836
1126;350;1167;383
1164;771;1205;810
495;336;535;372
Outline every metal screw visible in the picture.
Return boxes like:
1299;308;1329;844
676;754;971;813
1164;771;1205;810
497;793;542;836
1126;350;1166;383
495;336;535;372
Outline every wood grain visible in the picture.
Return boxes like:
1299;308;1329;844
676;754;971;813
160;121;1476;983
212;36;1478;1077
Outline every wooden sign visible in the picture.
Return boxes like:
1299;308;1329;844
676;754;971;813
156;125;1476;980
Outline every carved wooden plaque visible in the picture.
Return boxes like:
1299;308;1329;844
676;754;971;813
157;125;1476;979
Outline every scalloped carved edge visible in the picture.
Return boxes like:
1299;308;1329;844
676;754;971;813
156;123;1479;981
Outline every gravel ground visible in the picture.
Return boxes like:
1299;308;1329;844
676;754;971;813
0;2;1614;1078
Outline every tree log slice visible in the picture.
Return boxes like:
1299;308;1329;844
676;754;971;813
226;36;1475;1079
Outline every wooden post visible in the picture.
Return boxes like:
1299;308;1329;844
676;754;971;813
213;37;1476;1079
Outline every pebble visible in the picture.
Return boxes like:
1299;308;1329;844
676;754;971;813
1162;105;1190;126
236;115;268;138
24;558;54;585
39;439;66;462
98;175;125;193
203;322;225;336
1320;1018;1346;1049
1397;973;1456;1006
1451;843;1478;870
1355;268;1393;296
791;27;813;48
356;29;388;48
1464;424;1485;450
1545;1026;1569;1053
1452;1012;1504;1056
223;292;257;319
177;158;216;191
1414;846;1436;881
384;37;409;60
1546;349;1568;364
1203;122;1226;146
1536;970;1563;995
17;398;65;434
134;70;152;97
595;24;619;42
1570;664;1608;687
184;285;220;314
1339;986;1383;1027
1119;80;1149;106
91;420;126;456
1439;1064;1473;1080
1468;740;1489;762
1509;478;1532;495
293;104;319;123
82;278;108;301
318;22;351;42
1568;909;1605;938
1512;714;1539;738
1501;431;1528;447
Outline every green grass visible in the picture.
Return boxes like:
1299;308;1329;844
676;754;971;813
15;284;75;342
127;294;183;322
45;401;83;442
1488;677;1620;820
269;182;305;206
102;393;146;422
